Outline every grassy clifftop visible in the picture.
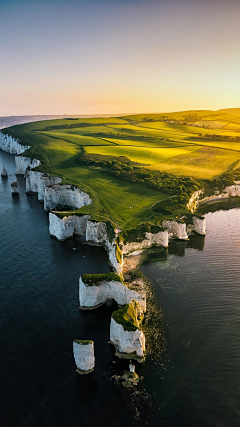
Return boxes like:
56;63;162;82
2;109;240;229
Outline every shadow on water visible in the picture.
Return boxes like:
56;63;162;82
198;197;240;215
140;234;205;267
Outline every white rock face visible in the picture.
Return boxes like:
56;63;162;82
26;171;62;201
49;212;90;241
162;220;188;240
44;184;92;211
199;184;240;206
1;164;8;177
86;221;108;244
79;277;146;311
0;132;30;154
186;189;203;212
187;216;206;236
15;156;41;175
110;318;145;358
120;229;168;256
224;185;240;197
86;221;123;275
73;340;95;373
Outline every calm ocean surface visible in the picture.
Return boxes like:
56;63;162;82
1;149;240;427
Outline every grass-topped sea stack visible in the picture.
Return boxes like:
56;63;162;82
73;339;95;374
110;301;145;361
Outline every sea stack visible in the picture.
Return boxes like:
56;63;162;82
73;340;95;374
11;181;19;195
1;164;8;177
110;301;145;361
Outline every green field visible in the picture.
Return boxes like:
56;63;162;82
3;109;240;229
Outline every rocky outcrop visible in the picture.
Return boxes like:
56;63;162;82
49;212;90;241
73;340;95;374
199;184;240;205
44;184;92;211
15;156;41;175
11;181;19;195
162;220;188;240
26;171;62;201
119;229;168;256
0;132;29;154
86;221;123;275
1;164;8;177
110;302;145;360
79;273;146;311
186;189;203;212
186;216;206;236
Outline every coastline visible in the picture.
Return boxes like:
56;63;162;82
1;129;240;365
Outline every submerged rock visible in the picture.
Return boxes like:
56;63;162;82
73;339;95;374
11;181;19;195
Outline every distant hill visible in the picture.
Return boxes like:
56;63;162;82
217;108;240;115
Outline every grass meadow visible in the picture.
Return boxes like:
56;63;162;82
4;109;240;228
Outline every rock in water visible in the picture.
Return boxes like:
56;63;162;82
73;340;95;374
1;164;8;177
129;363;135;373
110;302;145;361
11;181;19;195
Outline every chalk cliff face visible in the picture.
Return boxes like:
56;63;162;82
120;229;168;256
187;190;203;213
44;184;92;211
86;221;123;275
26;171;62;201
0;132;30;154
223;185;240;197
15;156;41;175
187;216;206;236
162;220;188;240
199;184;240;205
73;340;95;374
79;276;146;311
110;318;145;359
49;212;90;241
1;164;8;177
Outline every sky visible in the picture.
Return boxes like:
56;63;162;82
0;0;240;115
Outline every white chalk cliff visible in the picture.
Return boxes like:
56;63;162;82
49;212;90;241
162;220;188;240
44;184;92;211
1;164;8;177
73;340;95;373
120;229;168;256
26;171;62;201
15;156;41;175
79;276;146;311
0;132;30;154
186;190;203;212
86;221;123;275
110;317;145;359
187;216;206;236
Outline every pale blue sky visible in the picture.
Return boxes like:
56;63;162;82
0;0;240;115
